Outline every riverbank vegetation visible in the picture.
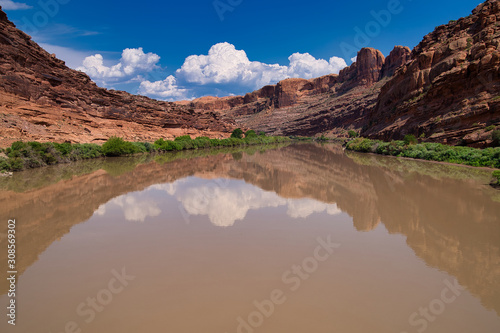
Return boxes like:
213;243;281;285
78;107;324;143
493;170;500;186
0;129;290;172
346;137;500;169
0;141;291;193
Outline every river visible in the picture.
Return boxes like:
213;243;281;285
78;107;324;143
0;143;499;333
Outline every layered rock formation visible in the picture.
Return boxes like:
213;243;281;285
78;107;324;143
180;46;412;137
365;0;500;146
0;7;234;146
2;1;500;146
180;1;500;146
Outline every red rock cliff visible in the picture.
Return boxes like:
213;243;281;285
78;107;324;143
179;46;411;136
365;0;500;146
0;6;235;146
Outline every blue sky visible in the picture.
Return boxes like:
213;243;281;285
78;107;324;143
1;0;482;100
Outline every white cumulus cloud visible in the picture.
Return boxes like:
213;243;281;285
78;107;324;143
0;0;32;10
77;47;160;82
176;42;288;88
287;53;347;79
175;42;347;90
138;75;188;100
74;42;349;101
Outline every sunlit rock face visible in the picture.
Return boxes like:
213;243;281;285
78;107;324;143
0;7;235;147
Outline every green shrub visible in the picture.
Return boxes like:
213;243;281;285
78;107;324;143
193;136;211;149
0;135;290;172
0;157;10;171
348;130;359;138
44;153;58;165
176;138;194;149
170;141;184;151
154;138;180;151
209;139;221;147
485;125;496;132
101;137;140;156
142;142;155;152
11;141;27;152
9;157;24;171
70;143;102;160
347;137;500;168
28;141;43;151
347;138;378;152
466;38;473;50
403;134;418;145
245;130;257;138
258;131;266;136
174;135;192;142
231;128;244;139
492;130;500;147
317;135;329;141
54;142;73;155
154;138;168;150
132;142;148;153
491;170;500;186
492;170;500;184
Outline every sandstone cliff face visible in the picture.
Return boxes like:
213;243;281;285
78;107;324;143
179;1;500;145
180;47;411;136
0;7;234;146
2;0;498;146
381;46;412;78
365;0;500;146
338;48;385;90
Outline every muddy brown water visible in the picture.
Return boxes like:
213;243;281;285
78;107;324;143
0;143;499;333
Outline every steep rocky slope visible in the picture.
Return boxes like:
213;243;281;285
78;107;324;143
179;46;412;137
0;7;234;147
181;0;500;146
365;0;500;146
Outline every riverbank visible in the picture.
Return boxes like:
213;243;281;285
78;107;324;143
346;138;500;168
345;138;500;184
0;134;290;173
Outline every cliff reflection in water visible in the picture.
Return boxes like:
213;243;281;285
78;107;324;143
0;143;499;316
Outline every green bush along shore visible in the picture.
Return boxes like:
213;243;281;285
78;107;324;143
0;129;289;172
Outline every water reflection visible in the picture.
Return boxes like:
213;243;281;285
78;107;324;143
0;143;499;333
149;178;342;226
